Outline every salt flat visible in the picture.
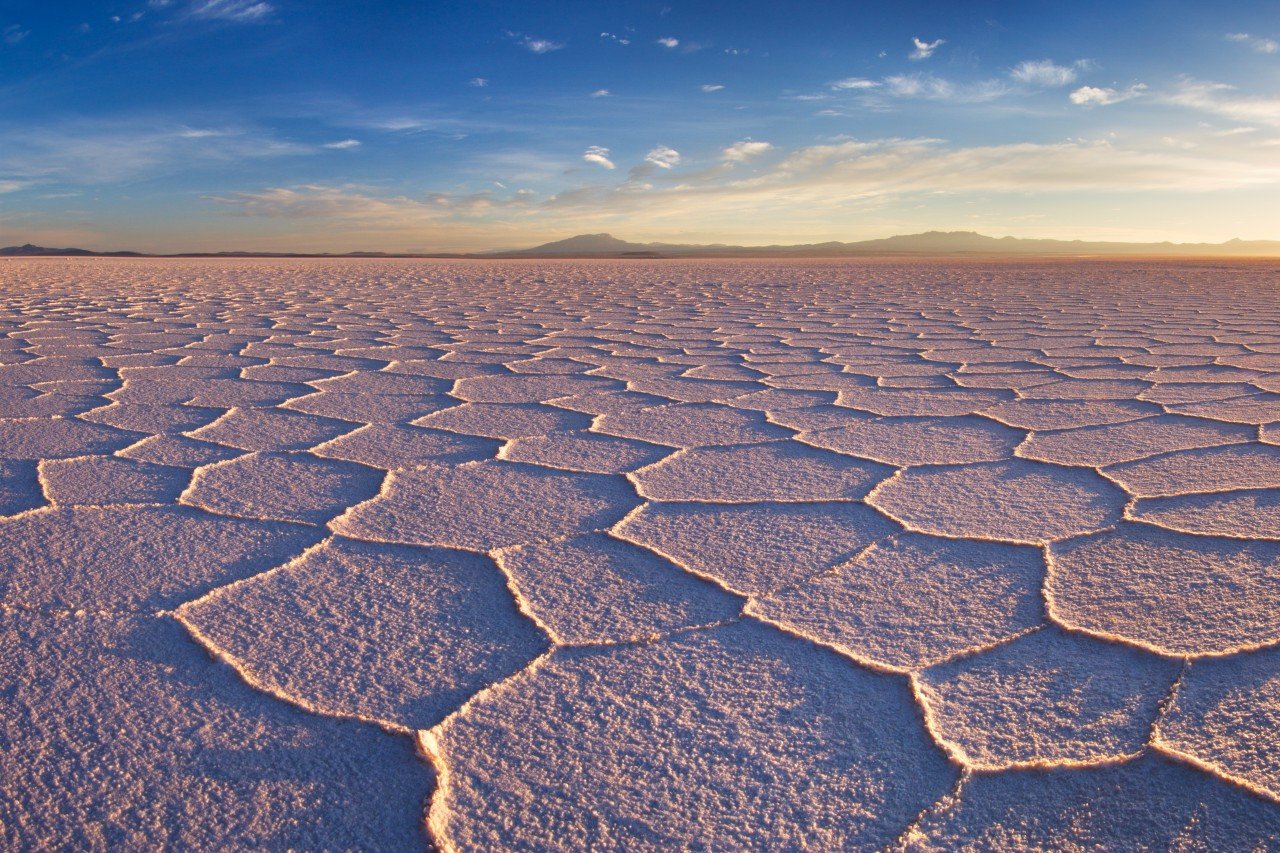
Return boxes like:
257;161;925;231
2;257;1280;849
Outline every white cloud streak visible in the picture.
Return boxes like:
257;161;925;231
884;74;1010;102
522;37;563;53
0;121;311;184
644;146;680;169
830;77;880;90
1164;79;1280;126
1226;32;1279;54
1070;83;1147;106
208;185;437;220
1010;60;1080;87
188;0;273;23
582;146;616;169
909;37;944;61
722;140;773;163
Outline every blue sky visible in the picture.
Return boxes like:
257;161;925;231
1;0;1279;251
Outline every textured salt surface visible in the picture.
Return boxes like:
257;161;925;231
2;257;1280;848
426;620;956;850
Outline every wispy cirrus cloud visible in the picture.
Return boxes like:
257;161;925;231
524;37;563;54
830;77;880;90
1226;32;1279;54
207;185;434;220
825;60;1082;105
909;37;944;61
1069;83;1147;106
187;0;274;23
1163;78;1280;126
505;32;564;54
323;139;361;150
0;120;311;185
643;146;680;169
199;184;550;251
362;115;476;136
706;136;1280;206
701;83;725;92
548;137;1280;232
201;185;531;253
582;146;615;169
3;24;30;44
818;72;1009;103
1010;59;1085;87
656;37;679;49
884;74;1010;102
722;140;773;163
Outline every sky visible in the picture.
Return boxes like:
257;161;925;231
1;0;1279;252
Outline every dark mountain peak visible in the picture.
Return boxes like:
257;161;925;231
522;233;648;254
1;244;95;256
868;231;998;246
1;243;141;257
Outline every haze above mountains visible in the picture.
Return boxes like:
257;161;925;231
4;231;1280;259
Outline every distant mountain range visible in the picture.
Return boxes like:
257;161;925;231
0;243;145;257
499;231;1280;257
5;231;1280;259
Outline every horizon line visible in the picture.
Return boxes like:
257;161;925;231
7;229;1280;259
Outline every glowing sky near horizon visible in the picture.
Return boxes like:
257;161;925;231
1;0;1279;252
